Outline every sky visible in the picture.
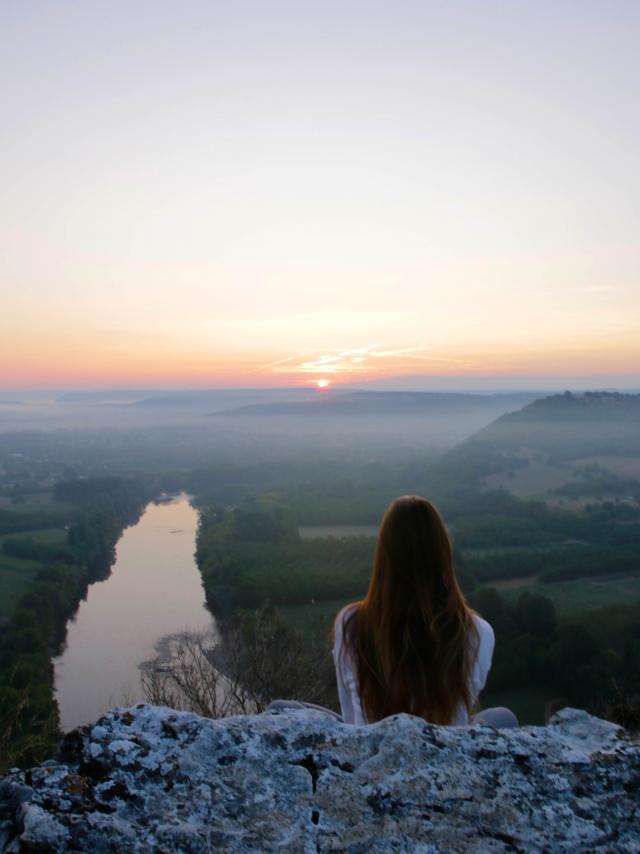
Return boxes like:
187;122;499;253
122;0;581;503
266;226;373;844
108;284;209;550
1;0;639;390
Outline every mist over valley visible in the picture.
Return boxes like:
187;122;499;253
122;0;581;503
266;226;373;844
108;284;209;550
2;385;640;771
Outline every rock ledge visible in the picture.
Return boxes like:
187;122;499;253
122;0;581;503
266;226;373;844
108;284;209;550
1;705;639;852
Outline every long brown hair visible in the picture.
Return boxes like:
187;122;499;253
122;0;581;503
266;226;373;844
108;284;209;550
340;495;478;724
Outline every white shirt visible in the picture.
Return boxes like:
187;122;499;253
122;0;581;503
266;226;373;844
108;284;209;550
332;604;495;725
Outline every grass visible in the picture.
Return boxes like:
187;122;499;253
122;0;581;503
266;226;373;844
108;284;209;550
0;526;70;619
0;553;42;619
0;526;68;547
483;462;574;498
498;572;640;616
572;455;640;479
0;493;73;515
465;541;588;560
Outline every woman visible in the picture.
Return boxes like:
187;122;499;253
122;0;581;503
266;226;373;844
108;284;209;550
333;495;517;728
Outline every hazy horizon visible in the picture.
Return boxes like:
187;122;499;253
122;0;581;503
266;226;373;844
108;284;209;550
2;373;640;397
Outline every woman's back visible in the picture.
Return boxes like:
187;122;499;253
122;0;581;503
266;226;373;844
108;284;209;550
332;495;495;726
333;603;495;725
267;494;515;729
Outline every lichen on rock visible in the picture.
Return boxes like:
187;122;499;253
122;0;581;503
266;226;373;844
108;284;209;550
1;705;639;852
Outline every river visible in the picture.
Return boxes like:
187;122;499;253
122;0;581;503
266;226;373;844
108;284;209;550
53;494;214;731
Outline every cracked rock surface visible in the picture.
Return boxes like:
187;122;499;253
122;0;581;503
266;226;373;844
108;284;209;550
1;705;639;852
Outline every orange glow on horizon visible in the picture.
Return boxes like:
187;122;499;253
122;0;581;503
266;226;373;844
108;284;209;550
2;328;640;390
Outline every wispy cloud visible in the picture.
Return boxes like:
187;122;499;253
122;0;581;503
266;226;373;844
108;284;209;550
259;353;311;370
534;285;619;296
260;345;468;378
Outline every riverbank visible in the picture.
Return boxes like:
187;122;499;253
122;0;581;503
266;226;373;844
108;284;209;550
53;494;214;731
0;477;154;773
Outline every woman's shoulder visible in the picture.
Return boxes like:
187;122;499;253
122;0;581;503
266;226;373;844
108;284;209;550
333;602;360;644
469;612;495;673
335;602;360;626
471;612;495;645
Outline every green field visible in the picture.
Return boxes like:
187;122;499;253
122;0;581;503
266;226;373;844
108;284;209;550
498;572;640;616
0;494;72;514
0;526;68;546
466;541;588;559
483;461;574;498
0;526;69;618
0;553;42;619
277;568;640;628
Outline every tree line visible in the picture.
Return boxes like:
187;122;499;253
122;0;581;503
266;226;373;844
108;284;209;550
0;477;152;773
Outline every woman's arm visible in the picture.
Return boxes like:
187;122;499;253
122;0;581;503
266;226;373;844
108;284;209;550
333;607;357;724
470;615;495;697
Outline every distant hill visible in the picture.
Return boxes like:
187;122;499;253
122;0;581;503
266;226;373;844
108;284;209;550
499;391;640;423
57;389;315;410
130;389;321;410
441;392;640;499
57;390;157;404
470;392;640;449
213;391;541;418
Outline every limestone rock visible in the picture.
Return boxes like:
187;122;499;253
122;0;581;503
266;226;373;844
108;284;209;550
1;705;639;852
